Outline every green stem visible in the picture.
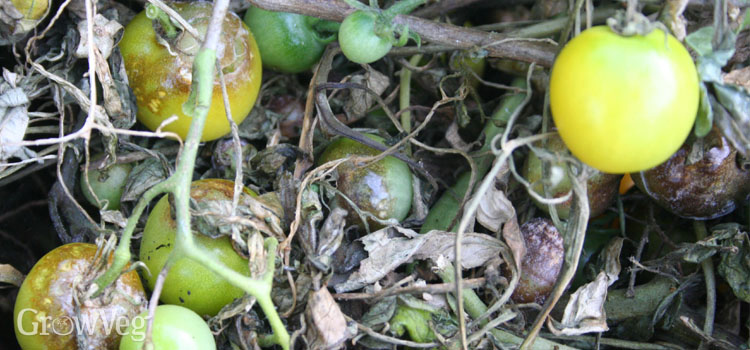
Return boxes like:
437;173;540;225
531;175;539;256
385;0;426;17
420;78;527;233
94;2;290;348
437;263;577;350
399;54;422;155
693;220;715;350
146;4;178;39
92;180;170;296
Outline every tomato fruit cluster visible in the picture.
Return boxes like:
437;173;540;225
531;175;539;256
550;26;699;173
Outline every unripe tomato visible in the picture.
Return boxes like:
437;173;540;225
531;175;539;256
14;243;146;350
139;179;257;316
119;305;216;350
550;26;699;173
522;135;621;219
80;159;132;210
339;11;392;64
318;135;413;229
120;2;262;141
243;7;338;73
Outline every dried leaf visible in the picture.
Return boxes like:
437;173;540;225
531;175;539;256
121;158;168;202
74;14;123;59
306;288;350;349
100;210;127;228
344;67;389;118
723;65;750;92
549;271;611;336
550;237;622;336
502;218;525;273
334;227;503;292
0;264;24;287
717;225;750;302
477;186;514;233
0;76;31;161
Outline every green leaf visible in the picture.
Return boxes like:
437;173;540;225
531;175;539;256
717;225;750;302
685;26;714;57
712;84;750;156
693;83;713;137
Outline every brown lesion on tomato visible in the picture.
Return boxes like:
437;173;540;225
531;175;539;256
633;127;750;219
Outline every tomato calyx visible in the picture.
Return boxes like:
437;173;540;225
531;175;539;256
606;9;665;37
342;0;423;48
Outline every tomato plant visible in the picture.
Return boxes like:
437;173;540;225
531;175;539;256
119;2;262;141
14;243;146;350
318;135;412;229
549;26;699;173
139;179;257;316
80;159;132;210
243;7;338;73
119;305;216;350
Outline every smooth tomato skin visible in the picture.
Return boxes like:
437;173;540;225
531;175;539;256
119;305;216;350
243;7;335;73
140;179;257;316
550;26;699;173
119;3;262;141
14;243;146;350
339;11;392;64
81;161;132;210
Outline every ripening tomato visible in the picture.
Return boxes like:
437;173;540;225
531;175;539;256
14;243;146;350
120;2;262;141
139;179;257;316
549;26;699;173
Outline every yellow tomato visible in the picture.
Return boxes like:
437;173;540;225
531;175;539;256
549;26;699;173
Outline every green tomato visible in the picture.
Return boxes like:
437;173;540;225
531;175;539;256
339;10;392;64
119;305;216;350
522;135;621;219
139;179;257;316
80;159;132;210
550;26;699;173
243;7;338;73
318;135;413;229
14;243;146;350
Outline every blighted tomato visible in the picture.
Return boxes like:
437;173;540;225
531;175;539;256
80;158;133;211
14;243;147;350
550;26;699;173
317;135;413;229
633;127;750;219
140;179;257;316
120;2;262;141
523;135;622;219
503;218;564;304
